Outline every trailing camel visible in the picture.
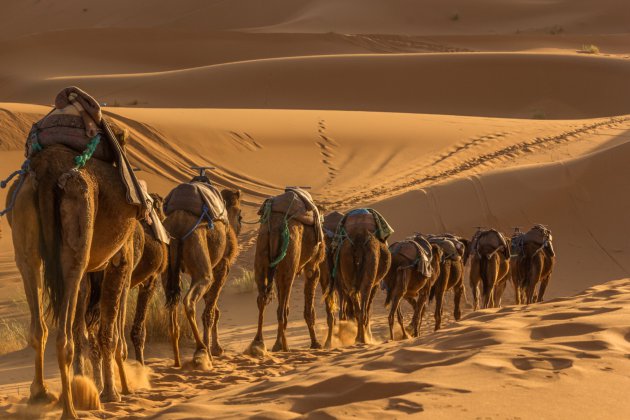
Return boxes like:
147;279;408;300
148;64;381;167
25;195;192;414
336;209;393;343
383;234;442;340
511;225;556;304
73;191;169;392
250;188;325;353
163;177;242;367
467;229;510;309
6;87;149;418
317;211;344;348
428;234;469;331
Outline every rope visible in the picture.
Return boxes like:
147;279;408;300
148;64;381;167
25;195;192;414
181;205;214;241
269;196;295;268
73;134;101;169
0;160;30;217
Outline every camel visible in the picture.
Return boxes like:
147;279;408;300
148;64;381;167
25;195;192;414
7;143;139;418
428;234;469;331
467;229;510;309
164;186;242;367
317;211;344;348
511;225;555;304
73;192;169;391
383;234;442;340
337;209;392;344
250;189;325;353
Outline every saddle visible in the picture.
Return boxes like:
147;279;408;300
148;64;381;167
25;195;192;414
323;211;344;239
339;208;394;242
511;225;555;257
164;181;228;224
390;237;433;277
138;180;170;245
25;87;150;217
258;187;323;244
470;229;510;260
428;234;464;261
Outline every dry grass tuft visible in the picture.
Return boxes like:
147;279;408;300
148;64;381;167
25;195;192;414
579;44;600;54
228;269;257;294
0;297;29;355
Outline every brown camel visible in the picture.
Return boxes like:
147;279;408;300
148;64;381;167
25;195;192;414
337;209;392;344
467;229;510;309
73;192;169;391
383;234;442;340
428;234;469;331
8;143;138;418
511;225;555;304
164;187;242;367
250;189;325;353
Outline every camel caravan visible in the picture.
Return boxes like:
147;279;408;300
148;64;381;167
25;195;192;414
0;87;556;417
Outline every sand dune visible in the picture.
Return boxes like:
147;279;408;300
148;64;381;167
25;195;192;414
3;53;630;119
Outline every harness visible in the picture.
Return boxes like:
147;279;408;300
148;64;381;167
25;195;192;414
180;204;215;241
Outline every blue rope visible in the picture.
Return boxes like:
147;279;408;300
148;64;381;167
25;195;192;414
0;160;30;217
181;205;214;240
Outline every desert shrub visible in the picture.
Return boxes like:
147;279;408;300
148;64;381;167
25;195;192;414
228;269;257;294
579;44;600;54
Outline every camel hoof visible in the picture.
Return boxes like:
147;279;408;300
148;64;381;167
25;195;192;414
271;341;287;352
193;349;213;370
28;388;58;405
100;389;121;403
211;345;224;357
246;340;267;357
61;408;80;420
324;340;332;349
310;341;323;350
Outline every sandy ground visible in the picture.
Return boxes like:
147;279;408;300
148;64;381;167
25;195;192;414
0;0;629;418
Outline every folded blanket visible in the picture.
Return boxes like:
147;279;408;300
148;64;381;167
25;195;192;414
164;181;228;225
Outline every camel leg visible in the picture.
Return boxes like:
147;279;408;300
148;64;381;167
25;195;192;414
87;324;103;392
303;264;322;349
407;296;421;337
433;264;450;331
272;273;294;352
537;275;551;303
351;292;364;344
131;276;158;365
469;259;480;311
72;278;89;377
99;243;133;403
202;259;229;357
397;306;409;340
454;283;464;321
252;260;270;350
525;258;543;305
365;284;378;342
319;274;336;349
168;306;181;367
388;291;403;341
493;278;507;308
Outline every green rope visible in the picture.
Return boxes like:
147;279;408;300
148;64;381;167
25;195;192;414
74;134;101;169
269;218;290;268
31;141;43;153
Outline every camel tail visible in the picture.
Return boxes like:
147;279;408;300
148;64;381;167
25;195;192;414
383;267;398;308
37;180;63;322
85;272;103;329
165;238;183;309
429;283;437;303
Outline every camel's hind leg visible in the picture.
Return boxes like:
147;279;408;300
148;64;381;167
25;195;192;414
182;229;214;366
114;276;131;395
11;177;55;404
99;243;133;403
55;176;96;418
72;278;89;377
131;275;158;365
272;270;295;352
433;263;450;331
303;263;322;349
318;267;336;349
537;275;551;303
202;258;229;357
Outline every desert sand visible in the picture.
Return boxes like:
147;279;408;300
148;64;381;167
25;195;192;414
0;0;629;418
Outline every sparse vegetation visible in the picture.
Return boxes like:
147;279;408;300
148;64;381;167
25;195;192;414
549;25;564;35
579;44;600;54
531;111;546;120
0;297;29;355
125;279;193;343
228;269;257;294
450;12;460;22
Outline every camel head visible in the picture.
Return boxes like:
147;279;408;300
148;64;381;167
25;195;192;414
221;189;242;235
149;193;166;221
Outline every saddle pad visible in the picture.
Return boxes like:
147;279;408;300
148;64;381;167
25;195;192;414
428;236;461;261
164;182;227;224
269;189;314;225
323;211;344;238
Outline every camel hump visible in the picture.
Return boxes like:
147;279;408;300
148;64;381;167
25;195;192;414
164;182;227;223
428;235;463;261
